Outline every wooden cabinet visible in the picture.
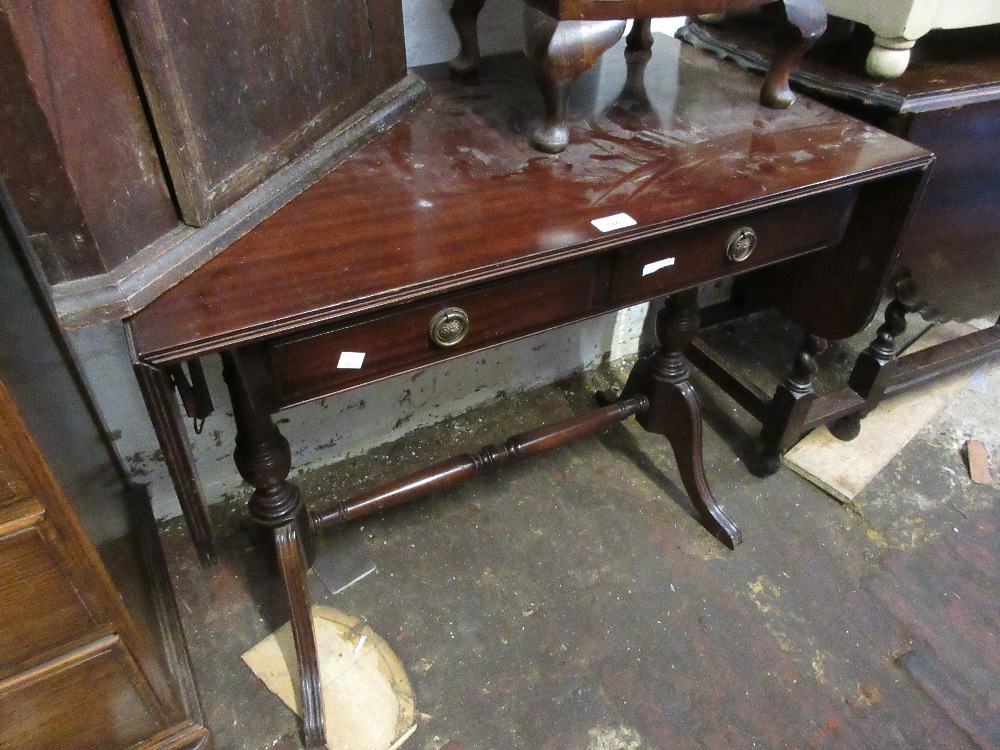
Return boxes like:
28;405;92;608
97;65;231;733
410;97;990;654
0;378;210;749
0;0;423;328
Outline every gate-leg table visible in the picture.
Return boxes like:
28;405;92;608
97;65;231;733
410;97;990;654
677;17;1000;468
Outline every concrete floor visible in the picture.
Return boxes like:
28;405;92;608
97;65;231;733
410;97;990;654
158;313;1000;750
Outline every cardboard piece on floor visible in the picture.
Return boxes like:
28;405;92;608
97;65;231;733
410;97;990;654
242;605;416;750
783;322;977;503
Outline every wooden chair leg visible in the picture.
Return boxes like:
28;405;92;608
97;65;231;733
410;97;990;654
448;0;488;78
628;291;742;549
760;0;827;108
523;8;626;153
221;352;325;748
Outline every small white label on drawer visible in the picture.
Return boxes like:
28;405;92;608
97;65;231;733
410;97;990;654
591;212;637;232
336;351;366;370
641;257;676;276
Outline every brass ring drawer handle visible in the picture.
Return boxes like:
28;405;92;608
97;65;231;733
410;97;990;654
429;307;470;347
726;227;757;263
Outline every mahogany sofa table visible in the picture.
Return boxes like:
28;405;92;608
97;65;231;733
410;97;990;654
127;37;930;747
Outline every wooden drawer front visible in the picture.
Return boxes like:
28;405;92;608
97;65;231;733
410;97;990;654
0;501;96;678
611;190;855;305
0;633;163;750
271;260;603;404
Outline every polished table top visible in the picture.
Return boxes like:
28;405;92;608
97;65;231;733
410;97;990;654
129;34;928;364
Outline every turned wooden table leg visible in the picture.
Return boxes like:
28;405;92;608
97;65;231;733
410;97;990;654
523;8;626;153
760;0;827;108
626;18;653;52
829;290;914;441
221;352;324;748
448;0;488;78
758;332;827;474
624;290;742;549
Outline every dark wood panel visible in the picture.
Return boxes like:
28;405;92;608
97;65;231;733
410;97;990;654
365;0;409;93
270;260;604;404
129;41;930;362
0;1;179;282
117;0;405;224
611;189;855;305
752;170;930;340
0;10;102;282
900;102;1000;321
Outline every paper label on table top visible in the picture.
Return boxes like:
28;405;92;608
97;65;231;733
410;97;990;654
591;213;637;232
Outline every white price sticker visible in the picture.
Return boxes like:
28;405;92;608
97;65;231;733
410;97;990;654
591;212;637;232
336;351;366;370
641;257;676;276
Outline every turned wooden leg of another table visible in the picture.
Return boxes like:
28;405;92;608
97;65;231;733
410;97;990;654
757;332;828;475
626;17;653;51
221;352;325;749
622;291;743;549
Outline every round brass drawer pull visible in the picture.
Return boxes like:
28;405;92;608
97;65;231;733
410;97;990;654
725;227;757;263
429;307;470;347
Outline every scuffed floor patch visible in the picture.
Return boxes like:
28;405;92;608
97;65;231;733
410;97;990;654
587;725;645;750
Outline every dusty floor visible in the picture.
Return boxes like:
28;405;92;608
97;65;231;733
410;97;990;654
158;311;1000;750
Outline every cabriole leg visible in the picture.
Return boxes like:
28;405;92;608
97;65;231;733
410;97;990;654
760;0;827;108
523;8;626;153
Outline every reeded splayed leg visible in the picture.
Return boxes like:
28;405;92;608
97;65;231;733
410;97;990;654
221;352;325;748
448;0;488;78
760;0;827;108
523;7;626;153
625;290;742;549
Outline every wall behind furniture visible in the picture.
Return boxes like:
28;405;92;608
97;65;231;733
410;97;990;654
64;7;681;521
